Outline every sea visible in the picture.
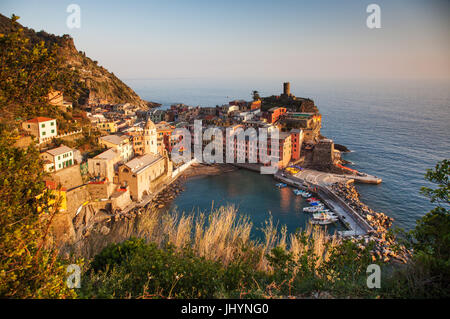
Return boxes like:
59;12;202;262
124;77;450;232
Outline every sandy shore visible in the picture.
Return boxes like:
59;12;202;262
180;163;238;179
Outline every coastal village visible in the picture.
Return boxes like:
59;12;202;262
14;82;407;262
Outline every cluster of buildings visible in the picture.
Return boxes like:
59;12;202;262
20;82;334;216
83;82;326;172
21;112;173;212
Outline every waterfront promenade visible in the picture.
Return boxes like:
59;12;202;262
292;169;382;185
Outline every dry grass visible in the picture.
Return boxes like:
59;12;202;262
144;204;339;272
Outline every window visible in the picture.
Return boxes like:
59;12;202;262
51;122;54;126
51;129;55;133
42;131;46;136
27;124;30;128
41;123;45;128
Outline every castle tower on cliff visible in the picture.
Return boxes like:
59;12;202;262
143;118;158;155
282;82;291;97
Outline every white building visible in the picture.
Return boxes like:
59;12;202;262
88;148;122;182
144;119;158;155
40;145;74;172
22;117;57;143
99;134;134;162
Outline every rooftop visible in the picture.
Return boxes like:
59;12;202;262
268;107;286;112
279;132;292;140
45;145;72;156
156;122;175;131
99;134;129;145
94;148;120;160
26;117;55;123
124;153;164;174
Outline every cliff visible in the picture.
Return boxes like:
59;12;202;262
0;13;149;108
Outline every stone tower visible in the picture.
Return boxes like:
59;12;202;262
283;82;291;97
143;118;158;155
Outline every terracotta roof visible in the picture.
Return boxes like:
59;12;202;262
26;117;55;123
45;180;67;191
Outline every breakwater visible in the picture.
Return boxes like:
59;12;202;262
331;182;410;263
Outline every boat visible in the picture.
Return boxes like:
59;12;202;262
275;183;287;188
310;219;336;225
301;192;311;198
309;201;322;206
292;189;304;196
307;197;319;202
310;211;339;225
303;205;325;213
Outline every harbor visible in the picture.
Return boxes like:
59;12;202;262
274;169;372;237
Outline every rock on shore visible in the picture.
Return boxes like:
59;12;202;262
331;182;410;264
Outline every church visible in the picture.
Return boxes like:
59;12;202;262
117;118;173;201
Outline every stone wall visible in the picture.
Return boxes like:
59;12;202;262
49;165;83;190
87;182;115;200
312;139;335;169
111;189;132;210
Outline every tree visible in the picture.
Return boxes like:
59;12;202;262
0;15;81;121
0;123;76;298
409;159;450;296
420;159;449;206
252;90;260;101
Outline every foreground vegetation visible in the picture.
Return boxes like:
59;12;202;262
79;213;378;299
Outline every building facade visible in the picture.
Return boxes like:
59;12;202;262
143;119;158;155
118;153;166;201
22;117;57;143
40;145;74;172
87;148;122;182
99;135;134;162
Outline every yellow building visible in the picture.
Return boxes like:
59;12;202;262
36;181;67;212
97;121;119;134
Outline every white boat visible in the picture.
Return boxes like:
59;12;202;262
301;192;311;198
293;189;304;196
310;211;339;225
313;211;337;219
303;205;325;213
310;219;337;225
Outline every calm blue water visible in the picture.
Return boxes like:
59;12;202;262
126;78;450;230
165;170;345;238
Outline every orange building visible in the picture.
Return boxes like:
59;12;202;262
290;129;303;161
264;107;287;124
156;121;175;155
249;100;261;110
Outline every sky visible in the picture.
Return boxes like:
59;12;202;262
1;0;449;81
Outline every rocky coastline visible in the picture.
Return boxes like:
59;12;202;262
331;182;410;263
